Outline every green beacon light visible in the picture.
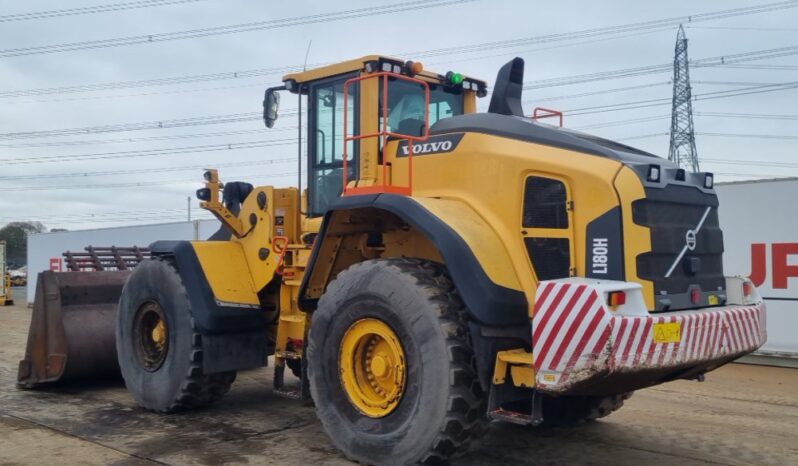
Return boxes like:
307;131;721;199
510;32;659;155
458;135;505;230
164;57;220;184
446;71;464;86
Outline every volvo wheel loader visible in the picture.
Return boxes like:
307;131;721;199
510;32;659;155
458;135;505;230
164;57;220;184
18;56;766;465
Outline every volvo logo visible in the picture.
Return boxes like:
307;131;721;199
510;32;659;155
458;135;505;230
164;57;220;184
685;229;697;251
399;140;452;156
396;133;464;157
665;206;713;278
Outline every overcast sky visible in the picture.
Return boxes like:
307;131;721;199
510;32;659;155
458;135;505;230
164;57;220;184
1;0;797;231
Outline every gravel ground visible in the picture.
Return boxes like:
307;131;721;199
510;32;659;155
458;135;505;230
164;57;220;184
1;287;796;466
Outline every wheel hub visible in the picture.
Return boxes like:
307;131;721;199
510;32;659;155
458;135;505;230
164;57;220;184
133;301;169;372
339;318;406;418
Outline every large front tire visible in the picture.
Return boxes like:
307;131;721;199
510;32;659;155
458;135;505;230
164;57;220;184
307;259;487;465
117;258;236;412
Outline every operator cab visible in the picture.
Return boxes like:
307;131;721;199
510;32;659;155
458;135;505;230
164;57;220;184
263;56;487;217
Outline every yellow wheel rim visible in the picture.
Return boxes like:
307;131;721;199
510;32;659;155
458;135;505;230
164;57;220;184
151;319;167;351
339;318;406;418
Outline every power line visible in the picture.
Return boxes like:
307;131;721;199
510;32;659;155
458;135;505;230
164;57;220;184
698;131;798;140
0;0;474;58
0;126;300;149
0;172;298;192
528;82;670;103
3;1;797;97
0;139;297;165
0;82;266;106
616;132;669;141
563;80;798;116
0;111;262;140
702;157;798;168
699;63;798;70
686;25;798;32
614;131;798;143
0;0;205;22
573;114;671;130
0;156;295;181
524;43;798;90
695;111;798;120
0;207;189;220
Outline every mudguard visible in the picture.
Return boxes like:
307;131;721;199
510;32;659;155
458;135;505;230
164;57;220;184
149;240;270;373
298;194;529;327
149;240;269;334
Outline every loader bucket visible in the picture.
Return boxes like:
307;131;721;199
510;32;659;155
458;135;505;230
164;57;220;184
17;271;129;388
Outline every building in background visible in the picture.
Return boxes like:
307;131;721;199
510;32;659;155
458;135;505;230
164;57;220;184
716;177;798;364
26;219;218;303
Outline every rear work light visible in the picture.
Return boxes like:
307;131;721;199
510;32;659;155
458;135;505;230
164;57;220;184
647;164;660;182
704;173;714;189
607;291;626;307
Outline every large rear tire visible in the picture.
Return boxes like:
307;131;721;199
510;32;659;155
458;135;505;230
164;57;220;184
117;258;236;412
307;258;487;465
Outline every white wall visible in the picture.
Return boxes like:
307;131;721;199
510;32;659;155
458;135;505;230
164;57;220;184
716;178;798;356
26;219;218;303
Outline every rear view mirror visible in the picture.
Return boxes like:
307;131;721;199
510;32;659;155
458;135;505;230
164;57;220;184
263;88;281;128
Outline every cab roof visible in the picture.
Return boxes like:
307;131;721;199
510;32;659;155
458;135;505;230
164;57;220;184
282;54;487;89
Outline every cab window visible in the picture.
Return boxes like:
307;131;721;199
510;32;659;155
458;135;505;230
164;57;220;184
379;79;464;137
308;76;358;217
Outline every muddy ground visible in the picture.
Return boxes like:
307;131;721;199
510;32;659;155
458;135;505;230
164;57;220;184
1;288;796;465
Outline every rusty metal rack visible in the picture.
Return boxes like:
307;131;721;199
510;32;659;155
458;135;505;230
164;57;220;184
63;246;150;272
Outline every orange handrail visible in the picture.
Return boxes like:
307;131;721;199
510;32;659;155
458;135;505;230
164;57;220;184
342;71;430;196
532;107;564;127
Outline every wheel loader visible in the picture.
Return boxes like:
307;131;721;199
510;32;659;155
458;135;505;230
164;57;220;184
0;241;12;306
18;56;766;465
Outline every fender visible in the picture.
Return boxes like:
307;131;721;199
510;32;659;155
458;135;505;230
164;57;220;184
298;194;529;327
149;240;271;334
149;240;271;373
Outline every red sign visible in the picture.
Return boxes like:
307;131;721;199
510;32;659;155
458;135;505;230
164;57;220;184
49;258;62;272
749;243;798;289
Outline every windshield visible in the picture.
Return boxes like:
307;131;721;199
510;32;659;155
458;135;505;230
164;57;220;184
380;79;464;137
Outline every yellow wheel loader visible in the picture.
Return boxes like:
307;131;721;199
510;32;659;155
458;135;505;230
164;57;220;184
1;241;13;306
19;56;766;465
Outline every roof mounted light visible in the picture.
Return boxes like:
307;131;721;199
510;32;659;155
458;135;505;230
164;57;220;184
405;60;423;75
704;173;714;189
445;71;464;86
364;61;378;73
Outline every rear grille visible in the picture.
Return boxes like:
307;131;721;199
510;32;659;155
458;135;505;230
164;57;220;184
523;177;568;228
633;184;725;310
522;176;572;281
524;238;571;281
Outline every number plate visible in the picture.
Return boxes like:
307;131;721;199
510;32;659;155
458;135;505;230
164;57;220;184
653;322;681;344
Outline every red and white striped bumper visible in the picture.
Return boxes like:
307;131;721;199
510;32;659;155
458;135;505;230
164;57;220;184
532;278;766;395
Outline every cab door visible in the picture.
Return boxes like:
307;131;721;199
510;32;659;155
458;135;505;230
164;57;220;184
307;74;358;217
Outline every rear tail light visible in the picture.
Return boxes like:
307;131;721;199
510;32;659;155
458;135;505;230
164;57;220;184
691;288;701;304
743;282;753;297
608;291;626;306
